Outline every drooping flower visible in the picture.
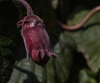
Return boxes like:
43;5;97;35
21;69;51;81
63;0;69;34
16;0;57;67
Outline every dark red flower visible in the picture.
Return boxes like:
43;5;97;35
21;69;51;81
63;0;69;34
16;0;57;67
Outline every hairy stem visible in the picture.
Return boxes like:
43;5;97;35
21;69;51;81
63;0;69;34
58;6;100;30
15;0;34;16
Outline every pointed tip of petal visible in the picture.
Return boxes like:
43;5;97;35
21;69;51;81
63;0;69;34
40;49;45;58
26;58;30;62
47;51;58;57
52;53;58;57
50;51;58;57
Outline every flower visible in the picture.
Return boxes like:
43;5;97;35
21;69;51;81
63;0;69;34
17;15;57;67
16;0;57;67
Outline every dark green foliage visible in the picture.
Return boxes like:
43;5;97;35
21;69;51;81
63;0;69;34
0;3;20;82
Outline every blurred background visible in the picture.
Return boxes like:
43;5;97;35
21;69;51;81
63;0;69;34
0;0;100;83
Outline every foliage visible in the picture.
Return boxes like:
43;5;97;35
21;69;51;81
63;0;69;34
0;14;19;83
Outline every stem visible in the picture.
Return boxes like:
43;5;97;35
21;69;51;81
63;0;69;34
58;6;100;30
15;0;34;16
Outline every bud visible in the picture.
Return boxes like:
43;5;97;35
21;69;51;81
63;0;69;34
17;15;57;67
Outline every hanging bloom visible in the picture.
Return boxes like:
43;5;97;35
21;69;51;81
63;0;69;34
16;0;57;67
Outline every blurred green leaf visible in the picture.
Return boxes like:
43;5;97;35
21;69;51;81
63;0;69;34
53;32;75;83
79;69;96;83
68;6;100;73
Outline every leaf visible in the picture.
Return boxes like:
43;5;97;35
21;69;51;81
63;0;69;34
68;5;100;73
0;13;19;83
0;47;15;83
0;35;15;48
79;69;96;83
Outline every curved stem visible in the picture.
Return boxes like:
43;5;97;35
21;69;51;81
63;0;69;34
15;0;34;16
58;6;100;30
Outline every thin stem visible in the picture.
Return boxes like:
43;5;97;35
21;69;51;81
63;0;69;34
58;6;100;30
15;0;34;16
